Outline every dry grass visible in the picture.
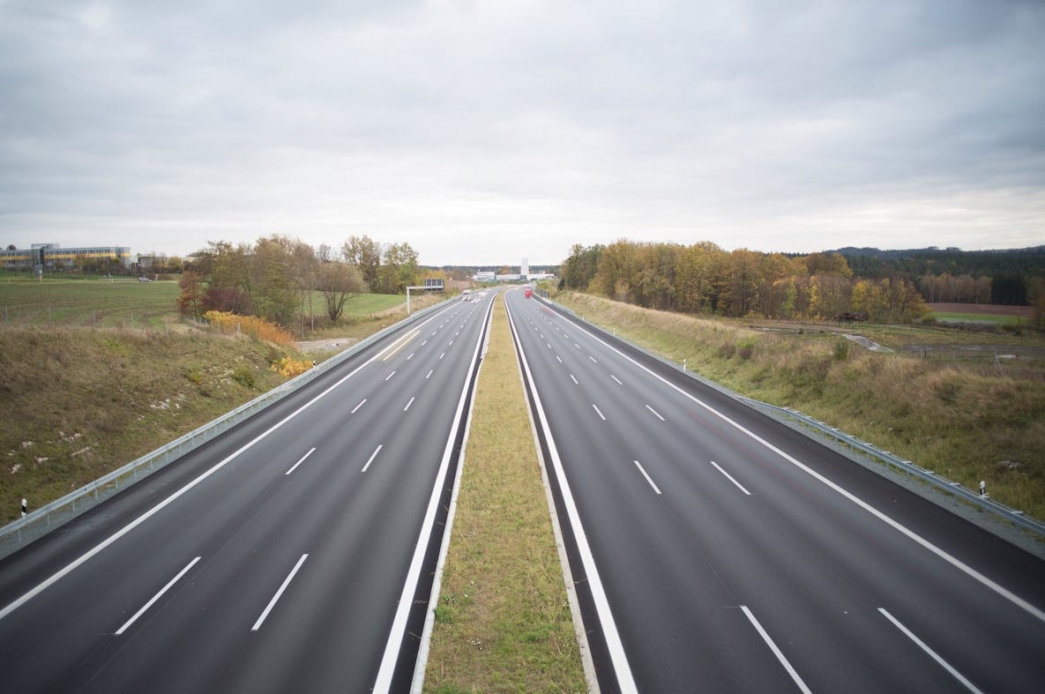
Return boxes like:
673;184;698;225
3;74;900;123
557;292;1045;522
424;295;586;694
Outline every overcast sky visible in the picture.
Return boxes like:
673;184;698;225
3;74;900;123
1;0;1043;266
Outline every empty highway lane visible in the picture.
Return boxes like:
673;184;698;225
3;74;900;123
506;289;1045;694
0;293;494;693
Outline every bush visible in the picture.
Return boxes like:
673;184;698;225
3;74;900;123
833;338;851;361
232;366;256;389
737;338;756;360
270;356;312;379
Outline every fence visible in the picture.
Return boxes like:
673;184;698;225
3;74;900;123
0;300;447;560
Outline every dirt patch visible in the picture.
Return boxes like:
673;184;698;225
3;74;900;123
930;303;1034;318
295;337;358;353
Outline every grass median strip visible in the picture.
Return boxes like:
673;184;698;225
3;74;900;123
424;294;586;694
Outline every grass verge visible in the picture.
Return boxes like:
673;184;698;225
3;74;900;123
424;295;586;694
554;291;1045;523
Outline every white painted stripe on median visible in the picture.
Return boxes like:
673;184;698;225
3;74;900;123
710;460;752;496
252;554;308;632
285;447;316;476
505;299;638;694
116;556;201;635
878;608;985;694
741;605;813;694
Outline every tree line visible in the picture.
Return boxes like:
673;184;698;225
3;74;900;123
177;235;422;328
560;240;930;323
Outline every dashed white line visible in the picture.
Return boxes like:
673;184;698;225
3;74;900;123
879;608;985;694
556;356;563;363
439;352;446;360
547;342;552;349
385;371;396;381
592;404;606;421
351;399;367;414
741;605;813;694
711;460;752;496
589;355;598;364
633;461;662;495
404;396;416;412
285;447;316;476
116;557;201;635
570;374;579;385
645;404;665;421
252;554;309;632
362;444;384;472
407;353;414;361
611;375;623;385
426;370;434;379
575;343;582;349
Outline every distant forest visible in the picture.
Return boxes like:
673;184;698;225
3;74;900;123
560;241;1045;324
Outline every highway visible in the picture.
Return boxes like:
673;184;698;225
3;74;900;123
0;292;494;693
505;289;1045;694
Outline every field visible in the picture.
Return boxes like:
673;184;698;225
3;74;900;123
930;302;1035;326
0;276;416;336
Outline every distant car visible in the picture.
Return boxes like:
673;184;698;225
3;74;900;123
524;288;532;298
137;276;150;282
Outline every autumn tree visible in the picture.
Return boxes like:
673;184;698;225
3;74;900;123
318;261;366;322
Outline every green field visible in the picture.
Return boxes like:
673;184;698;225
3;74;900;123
933;311;1024;325
0;276;411;333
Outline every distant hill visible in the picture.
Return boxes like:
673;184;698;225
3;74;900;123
820;246;1045;280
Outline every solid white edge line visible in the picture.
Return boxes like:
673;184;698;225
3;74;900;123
285;447;316;476
710;460;752;496
252;553;309;632
878;608;986;694
116;556;201;635
645;404;665;421
0;337;395;623
506;299;638;693
352;398;368;414
740;605;814;694
633;461;662;495
361;445;383;473
549;302;1045;626
409;299;493;693
373;296;495;693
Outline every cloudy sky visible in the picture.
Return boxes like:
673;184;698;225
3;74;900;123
1;0;1043;266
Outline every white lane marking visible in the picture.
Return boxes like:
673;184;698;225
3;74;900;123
570;374;579;385
422;340;428;346
252;554;309;632
556;311;1045;625
710;460;752;496
449;340;454;346
0;344;382;623
611;375;623;385
404;396;415;412
375;294;495;693
741;605;813;694
439;352;446;360
575;343;581;349
589;355;598;364
878;608;985;694
385;371;396;381
351;399;367;414
645;404;665;421
503;300;638;693
592;404;606;421
116;557;201;635
407;353;414;361
285;447;316;476
426;369;434;379
547;342;552;349
361;444;383;473
556;356;563;363
378;329;419;361
633;461;662;495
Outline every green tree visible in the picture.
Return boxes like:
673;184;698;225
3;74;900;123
318;262;366;322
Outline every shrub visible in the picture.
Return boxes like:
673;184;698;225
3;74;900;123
833;338;851;361
270;356;312;379
737;338;756;360
232;366;256;389
204;311;295;345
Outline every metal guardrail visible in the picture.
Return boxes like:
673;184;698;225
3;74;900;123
736;397;1045;539
537;294;1045;544
0;301;447;559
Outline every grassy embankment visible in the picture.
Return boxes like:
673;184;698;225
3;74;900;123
424;295;586;694
0;278;419;523
554;291;1045;523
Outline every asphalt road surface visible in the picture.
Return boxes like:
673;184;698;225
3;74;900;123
0;292;494;693
505;288;1045;694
